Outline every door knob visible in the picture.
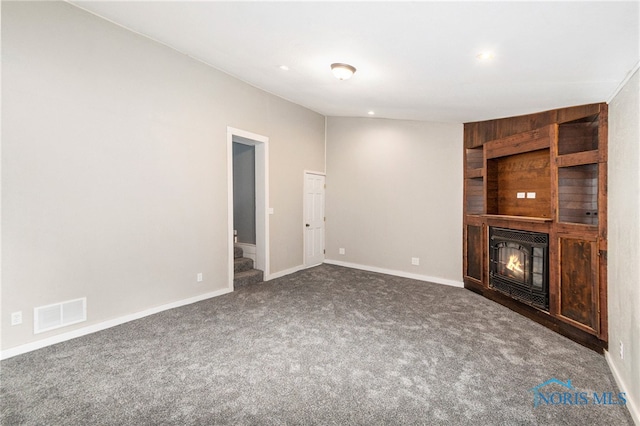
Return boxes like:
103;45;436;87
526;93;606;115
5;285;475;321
305;224;310;227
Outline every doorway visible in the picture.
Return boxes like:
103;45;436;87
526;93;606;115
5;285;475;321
304;172;326;267
227;127;269;289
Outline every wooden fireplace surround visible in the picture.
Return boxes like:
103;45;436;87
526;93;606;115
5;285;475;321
463;103;608;352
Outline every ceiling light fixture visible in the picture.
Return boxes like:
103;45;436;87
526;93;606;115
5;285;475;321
476;52;494;61
279;65;290;71
331;63;356;80
368;111;375;115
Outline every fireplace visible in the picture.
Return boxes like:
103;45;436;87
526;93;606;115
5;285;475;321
489;227;549;310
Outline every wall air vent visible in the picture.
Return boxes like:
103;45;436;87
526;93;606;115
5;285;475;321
34;298;86;334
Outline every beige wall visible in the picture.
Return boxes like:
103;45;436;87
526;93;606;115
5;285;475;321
1;1;324;351
325;117;463;284
608;68;640;422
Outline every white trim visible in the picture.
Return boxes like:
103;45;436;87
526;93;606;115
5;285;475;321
1;288;232;360
608;60;640;103
605;351;640;425
256;140;270;276
323;116;328;174
227;131;235;291
324;259;464;288
266;264;308;280
227;127;270;291
303;171;326;267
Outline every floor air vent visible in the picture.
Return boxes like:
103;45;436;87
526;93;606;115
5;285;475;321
34;298;86;334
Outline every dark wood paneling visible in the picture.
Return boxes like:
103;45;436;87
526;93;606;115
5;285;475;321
463;123;476;149
597;106;608;342
466;169;483;179
484;126;551;159
463;103;603;147
483;216;551;234
465;178;484;215
598;105;609;162
485;160;499;215
555;150;599;167
557;120;598;155
494;111;554;141
465;121;497;148
556;104;602;124
495;149;551;218
559;236;599;333
558;164;598;225
465;147;484;170
599;248;608;341
464;122;479;148
466;224;483;281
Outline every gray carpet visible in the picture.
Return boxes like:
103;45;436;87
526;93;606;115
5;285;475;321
1;264;633;425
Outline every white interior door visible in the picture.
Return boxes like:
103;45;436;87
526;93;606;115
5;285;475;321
304;172;325;267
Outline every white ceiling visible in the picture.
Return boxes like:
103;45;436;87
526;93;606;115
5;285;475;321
71;1;639;123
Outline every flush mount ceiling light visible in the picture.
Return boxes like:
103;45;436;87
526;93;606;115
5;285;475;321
476;51;495;61
331;63;356;80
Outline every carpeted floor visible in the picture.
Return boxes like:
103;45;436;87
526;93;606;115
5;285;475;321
0;264;633;425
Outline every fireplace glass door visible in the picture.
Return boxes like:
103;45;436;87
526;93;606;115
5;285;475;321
495;243;527;282
489;227;549;310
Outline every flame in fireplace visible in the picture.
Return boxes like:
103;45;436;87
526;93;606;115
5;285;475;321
506;254;524;274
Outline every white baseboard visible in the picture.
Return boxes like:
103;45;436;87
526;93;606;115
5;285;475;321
323;259;464;288
605;350;640;425
0;287;233;360
266;264;307;280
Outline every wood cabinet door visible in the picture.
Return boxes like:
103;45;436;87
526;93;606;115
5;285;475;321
465;223;484;284
557;233;599;334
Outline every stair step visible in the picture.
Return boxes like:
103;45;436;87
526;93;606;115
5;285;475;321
234;269;263;288
234;246;243;259
234;257;254;273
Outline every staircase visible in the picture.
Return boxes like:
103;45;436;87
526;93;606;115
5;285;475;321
233;246;264;288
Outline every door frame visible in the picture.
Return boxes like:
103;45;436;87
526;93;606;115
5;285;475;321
227;127;270;290
303;170;326;267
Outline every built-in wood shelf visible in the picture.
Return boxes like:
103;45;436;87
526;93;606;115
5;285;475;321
481;214;553;223
556;150;599;167
462;102;608;352
466;168;483;179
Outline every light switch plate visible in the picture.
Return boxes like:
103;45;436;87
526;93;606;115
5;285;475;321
527;192;536;199
517;192;525;199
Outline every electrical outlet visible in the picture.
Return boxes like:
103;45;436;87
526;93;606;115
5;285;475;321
620;341;624;360
197;273;203;282
339;248;345;255
11;311;22;326
517;192;525;199
411;257;420;266
527;192;536;199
